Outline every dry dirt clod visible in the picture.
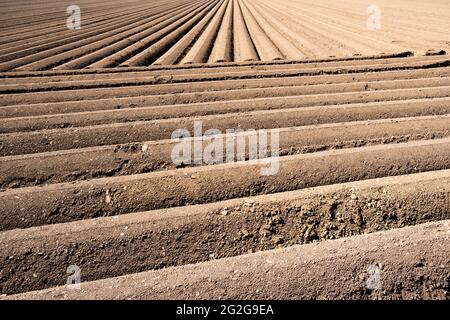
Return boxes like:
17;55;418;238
272;235;284;245
105;190;112;204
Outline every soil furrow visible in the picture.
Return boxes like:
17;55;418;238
0;138;450;230
0;174;449;296
9;219;448;300
1;115;449;189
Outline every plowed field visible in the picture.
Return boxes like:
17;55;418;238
0;0;449;70
0;0;449;300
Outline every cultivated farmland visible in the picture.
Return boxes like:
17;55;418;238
0;0;449;70
0;0;449;300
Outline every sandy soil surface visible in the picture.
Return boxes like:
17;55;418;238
5;220;449;300
0;0;449;70
0;2;449;300
0;55;449;299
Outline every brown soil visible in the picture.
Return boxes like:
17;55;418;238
1;138;450;231
1;115;449;189
1;0;449;70
0;42;449;299
5;220;449;299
